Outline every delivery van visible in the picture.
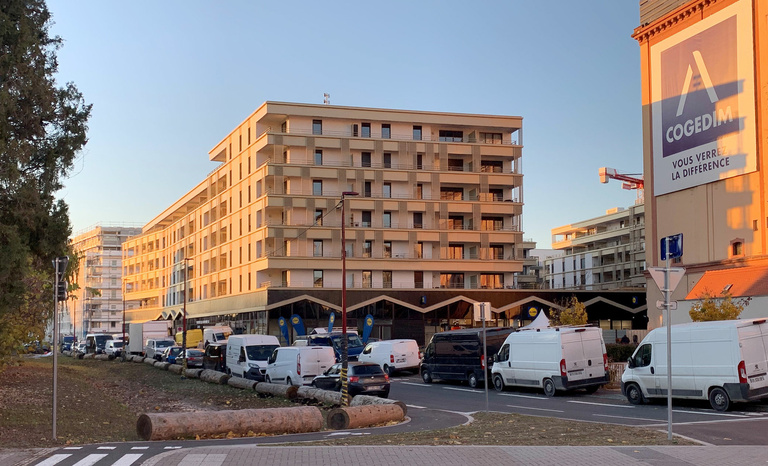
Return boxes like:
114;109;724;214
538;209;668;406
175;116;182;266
420;327;514;388
226;334;280;380
264;346;335;386
491;326;609;396
621;318;768;411
204;325;233;345
175;329;203;348
358;339;421;375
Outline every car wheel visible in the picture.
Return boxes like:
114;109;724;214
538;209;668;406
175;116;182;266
585;385;600;394
383;364;394;377
265;375;271;384
709;387;731;412
493;374;505;392
286;377;292;386
543;378;556;397
226;368;231;375
421;369;432;384
468;372;478;389
625;383;644;405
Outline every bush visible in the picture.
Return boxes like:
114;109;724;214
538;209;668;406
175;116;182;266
606;343;636;363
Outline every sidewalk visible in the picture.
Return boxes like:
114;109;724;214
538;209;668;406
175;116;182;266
141;445;768;466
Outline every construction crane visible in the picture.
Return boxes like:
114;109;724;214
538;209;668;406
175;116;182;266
599;167;644;204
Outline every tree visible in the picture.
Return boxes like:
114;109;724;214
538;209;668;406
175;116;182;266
549;296;588;326
0;0;91;368
689;289;747;322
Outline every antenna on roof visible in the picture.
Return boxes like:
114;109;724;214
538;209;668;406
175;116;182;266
323;93;330;105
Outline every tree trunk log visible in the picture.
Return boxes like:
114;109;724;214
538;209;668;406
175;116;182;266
136;406;323;441
200;369;230;384
143;358;157;366
326;404;404;430
350;395;407;416
95;354;110;361
76;352;84;359
184;368;204;379
130;355;144;363
154;361;171;370
82;353;96;359
296;386;343;405
227;376;258;390
167;363;183;375
254;382;298;399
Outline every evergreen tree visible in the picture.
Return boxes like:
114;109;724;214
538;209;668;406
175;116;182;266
0;0;91;367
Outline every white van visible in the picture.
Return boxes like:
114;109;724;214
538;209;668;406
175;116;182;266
264;346;335;386
203;325;233;345
358;339;421;376
491;326;609;397
226;334;280;380
621;318;768;411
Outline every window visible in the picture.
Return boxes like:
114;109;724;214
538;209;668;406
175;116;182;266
313;240;323;257
440;273;464;288
312;120;322;135
416;184;423;199
362;271;372;288
383;241;392;258
313;180;323;196
363;240;372;258
481;161;503;173
413;212;423;229
447;159;463;171
314;150;323;165
382;271;392;288
440;187;463;200
362;152;371;167
314;210;323;226
362;211;372;227
448;216;464;230
632;344;652;367
480;132;502;144
383;153;391;168
364;181;372;198
413;125;422;140
416;153;423;169
414;271;423;288
313;270;323;287
415;242;424;259
480;274;503;289
383;183;391;198
439;130;463;142
361;122;371;138
383;212;391;228
481;217;503;231
381;124;391;139
448;244;464;259
732;241;743;256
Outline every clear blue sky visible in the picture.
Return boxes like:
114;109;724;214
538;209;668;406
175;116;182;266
48;1;642;248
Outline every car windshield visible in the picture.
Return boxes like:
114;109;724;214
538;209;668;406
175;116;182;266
213;332;226;341
352;364;384;375
246;344;279;361
169;347;182;356
112;341;123;348
157;340;174;348
95;335;111;344
331;334;364;349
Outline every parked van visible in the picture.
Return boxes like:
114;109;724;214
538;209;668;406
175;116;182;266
175;329;203;348
144;338;176;360
85;333;112;355
421;327;515;388
227;334;281;380
306;332;365;362
105;339;124;357
358;339;421;376
491;326;609;396
621;318;768;411
264;346;335;386
203;326;233;345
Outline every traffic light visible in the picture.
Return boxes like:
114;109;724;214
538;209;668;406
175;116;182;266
56;280;67;301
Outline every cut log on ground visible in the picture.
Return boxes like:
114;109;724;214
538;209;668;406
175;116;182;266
130;355;144;363
76;353;84;359
143;358;157;366
296;386;343;405
136;406;323;441
254;382;298;399
82;353;95;359
167;364;183;375
227;377;258;390
95;354;110;361
326;404;404;430
200;369;230;385
350;395;407;416
154;361;171;370
184;368;204;379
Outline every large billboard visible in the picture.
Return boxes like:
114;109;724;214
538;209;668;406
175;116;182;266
651;0;756;196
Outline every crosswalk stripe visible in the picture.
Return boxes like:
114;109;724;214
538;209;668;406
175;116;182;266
63;447;83;450
130;447;149;450
97;446;116;450
72;453;108;466
35;454;71;466
111;453;143;466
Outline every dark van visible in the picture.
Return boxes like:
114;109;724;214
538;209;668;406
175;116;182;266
203;343;227;372
306;332;365;362
420;327;514;388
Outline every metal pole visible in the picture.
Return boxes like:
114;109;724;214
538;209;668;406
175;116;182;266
121;279;126;361
339;191;358;407
482;302;489;412
665;237;672;440
52;261;58;441
182;259;188;376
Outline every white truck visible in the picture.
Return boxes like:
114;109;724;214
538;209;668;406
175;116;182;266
491;326;609;396
127;321;173;355
622;318;768;411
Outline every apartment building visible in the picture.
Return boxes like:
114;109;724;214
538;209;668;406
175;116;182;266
122;102;526;341
545;204;646;290
68;225;143;339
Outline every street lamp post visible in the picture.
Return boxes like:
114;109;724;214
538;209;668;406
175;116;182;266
121;279;126;362
181;258;191;376
340;191;358;406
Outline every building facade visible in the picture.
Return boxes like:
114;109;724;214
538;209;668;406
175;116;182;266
68;225;143;339
545;205;646;290
634;0;768;328
122;102;532;342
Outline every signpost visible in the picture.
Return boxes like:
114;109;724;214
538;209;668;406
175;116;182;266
649;233;684;441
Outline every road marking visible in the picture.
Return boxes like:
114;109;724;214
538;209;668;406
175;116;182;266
593;414;661;422
568;400;635;408
131;447;149;450
406;404;426;409
672;409;747;418
112;454;144;466
164;446;183;449
506;405;564;413
72;454;108;466
96;446;116;450
444;387;480;393
63;447;82;450
35;454;71;466
178;454;227;466
497;393;546;400
401;382;430;387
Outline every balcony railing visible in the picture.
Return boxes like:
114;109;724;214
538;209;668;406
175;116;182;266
260;126;520;145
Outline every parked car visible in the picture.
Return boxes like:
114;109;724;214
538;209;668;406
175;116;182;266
104;339;124;357
358;339;421;376
265;346;335;386
176;349;204;368
74;342;86;354
60;336;75;352
226;335;279;380
306;332;366;362
203;343;227;372
311;362;390;398
161;345;183;364
144;338;176;360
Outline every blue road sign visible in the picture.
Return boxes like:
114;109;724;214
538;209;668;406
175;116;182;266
661;233;683;260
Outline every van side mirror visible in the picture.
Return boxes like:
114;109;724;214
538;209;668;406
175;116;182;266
627;357;635;369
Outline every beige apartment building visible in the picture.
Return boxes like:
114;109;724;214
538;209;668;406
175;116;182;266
122;102;527;341
68;225;142;340
634;0;768;328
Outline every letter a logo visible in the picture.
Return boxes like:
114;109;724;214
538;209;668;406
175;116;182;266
676;51;719;116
